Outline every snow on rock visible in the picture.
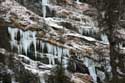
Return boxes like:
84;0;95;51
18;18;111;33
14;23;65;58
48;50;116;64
38;41;70;65
45;18;63;29
18;54;52;83
64;33;96;42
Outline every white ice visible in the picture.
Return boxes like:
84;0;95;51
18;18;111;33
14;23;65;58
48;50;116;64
45;18;63;29
8;27;18;50
42;0;48;18
84;58;97;82
39;41;70;65
101;33;109;44
8;27;37;56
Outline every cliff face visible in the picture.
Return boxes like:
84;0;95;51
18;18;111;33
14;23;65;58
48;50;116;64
0;0;112;83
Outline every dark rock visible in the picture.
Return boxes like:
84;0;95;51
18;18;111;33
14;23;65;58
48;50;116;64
0;26;10;51
67;56;90;74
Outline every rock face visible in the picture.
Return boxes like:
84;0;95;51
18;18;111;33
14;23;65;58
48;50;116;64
0;0;112;83
71;73;93;83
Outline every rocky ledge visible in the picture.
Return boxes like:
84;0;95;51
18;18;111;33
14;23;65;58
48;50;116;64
0;0;111;83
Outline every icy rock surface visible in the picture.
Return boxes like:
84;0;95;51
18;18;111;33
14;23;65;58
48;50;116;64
0;0;112;83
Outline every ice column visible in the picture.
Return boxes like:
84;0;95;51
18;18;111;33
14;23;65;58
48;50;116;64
32;32;37;57
8;27;37;56
84;58;97;82
39;41;70;65
8;27;18;50
19;30;37;56
101;33;109;44
42;0;48;18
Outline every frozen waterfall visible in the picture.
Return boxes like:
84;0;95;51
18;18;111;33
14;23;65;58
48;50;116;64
8;27;70;66
8;27;37;56
8;27;101;83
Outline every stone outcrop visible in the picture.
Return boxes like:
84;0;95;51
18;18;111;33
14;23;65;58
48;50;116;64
71;73;93;83
0;0;112;83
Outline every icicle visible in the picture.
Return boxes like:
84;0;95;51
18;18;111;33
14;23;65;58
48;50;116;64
8;27;18;50
46;43;55;65
20;31;36;56
42;0;48;18
20;30;33;55
101;33;109;44
118;43;123;49
57;47;63;62
47;43;53;54
63;57;68;68
32;32;37;57
84;28;91;35
39;41;70;65
63;49;70;57
47;54;55;65
8;27;37;56
53;45;57;55
42;42;46;53
84;58;97;82
39;41;42;50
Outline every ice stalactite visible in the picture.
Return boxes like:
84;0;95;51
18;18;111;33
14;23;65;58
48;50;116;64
8;27;37;56
79;26;97;37
42;0;48;18
84;57;97;82
38;41;70;65
79;16;97;36
76;0;80;4
63;57;69;68
47;54;55;65
18;54;52;83
19;30;37;56
32;32;37;56
8;27;18;50
101;33;109;44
